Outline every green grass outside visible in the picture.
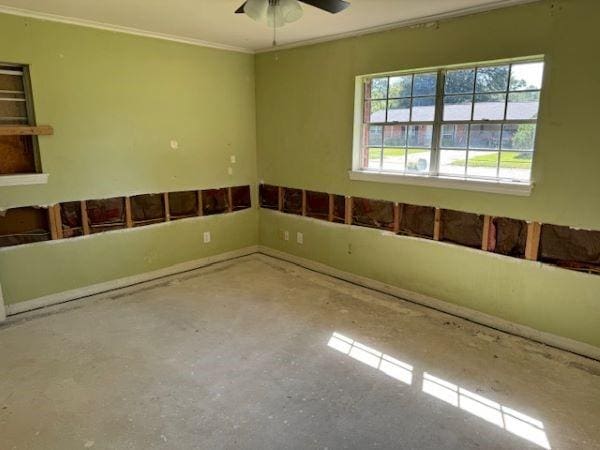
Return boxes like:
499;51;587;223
369;148;429;159
452;151;532;168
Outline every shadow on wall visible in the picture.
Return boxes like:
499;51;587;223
327;332;551;449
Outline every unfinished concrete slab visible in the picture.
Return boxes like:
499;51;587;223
1;255;599;449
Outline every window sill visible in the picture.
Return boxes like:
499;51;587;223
0;173;49;187
348;170;532;196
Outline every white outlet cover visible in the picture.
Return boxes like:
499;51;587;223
170;140;179;150
203;231;211;243
296;232;303;244
284;230;289;241
230;155;236;164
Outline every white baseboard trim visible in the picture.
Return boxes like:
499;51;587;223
258;246;600;361
4;245;259;317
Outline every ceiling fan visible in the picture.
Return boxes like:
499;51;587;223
235;0;350;37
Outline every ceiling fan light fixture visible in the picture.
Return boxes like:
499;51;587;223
279;0;304;24
266;3;286;28
244;0;269;21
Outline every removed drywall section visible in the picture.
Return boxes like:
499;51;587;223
540;225;600;273
130;194;166;226
352;197;395;230
398;204;435;239
259;184;279;210
0;207;50;247
59;202;83;238
492;217;528;258
331;195;346;224
168;191;199;219
0;135;36;174
202;189;229;216
441;210;484;249
306;190;329;221
282;187;303;215
231;185;252;211
86;198;126;234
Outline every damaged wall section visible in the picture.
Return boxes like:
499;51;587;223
259;184;279;210
282;187;303;215
59;202;83;238
202;188;229;216
131;194;165;226
440;210;483;249
352;197;394;230
398;205;435;239
540;225;600;273
491;217;527;258
231;186;252;211
168;191;199;220
305;190;329;221
86;197;126;234
0;207;50;247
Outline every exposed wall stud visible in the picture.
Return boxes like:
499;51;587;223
163;193;170;221
53;205;63;239
80;201;90;235
433;208;442;241
393;203;401;234
344;196;353;225
301;190;307;216
482;215;492;251
227;187;233;213
197;190;203;216
525;221;542;261
278;187;283;211
328;194;334;222
124;197;133;228
48;206;58;240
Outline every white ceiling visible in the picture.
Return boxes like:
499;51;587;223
0;0;535;52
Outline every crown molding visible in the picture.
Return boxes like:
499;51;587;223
0;5;253;54
256;0;542;53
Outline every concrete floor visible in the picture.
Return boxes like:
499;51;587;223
1;255;599;450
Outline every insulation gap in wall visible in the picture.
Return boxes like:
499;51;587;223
540;224;600;273
59;201;84;238
130;194;166;226
230;185;252;211
492;217;527;258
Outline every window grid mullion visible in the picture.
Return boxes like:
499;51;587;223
430;69;445;176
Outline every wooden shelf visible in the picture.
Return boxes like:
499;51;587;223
0;125;54;136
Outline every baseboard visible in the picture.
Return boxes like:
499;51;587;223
4;245;260;317
258;245;600;361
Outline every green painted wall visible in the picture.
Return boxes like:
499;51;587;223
255;0;600;348
0;13;258;305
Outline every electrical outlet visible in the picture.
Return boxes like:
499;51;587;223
230;155;236;164
296;232;303;244
203;231;211;243
283;230;289;241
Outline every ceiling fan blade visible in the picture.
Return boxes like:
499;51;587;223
299;0;350;14
235;2;247;13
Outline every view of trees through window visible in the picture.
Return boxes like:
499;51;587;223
361;59;544;182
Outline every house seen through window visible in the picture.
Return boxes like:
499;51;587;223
359;59;544;184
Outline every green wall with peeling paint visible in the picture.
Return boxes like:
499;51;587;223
255;0;600;349
0;13;258;305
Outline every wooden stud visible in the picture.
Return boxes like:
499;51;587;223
227;187;233;213
0;125;54;136
301;190;307;216
80;200;90;235
393;203;401;234
278;187;283;211
197;190;203;216
124;197;133;228
48;205;58;240
525;221;542;261
163;193;170;221
482;215;492;251
328;194;334;222
53;205;63;239
344;196;353;225
433;208;442;241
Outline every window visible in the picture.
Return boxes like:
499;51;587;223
0;62;41;175
354;58;544;191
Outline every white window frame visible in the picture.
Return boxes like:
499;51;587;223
350;56;545;196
